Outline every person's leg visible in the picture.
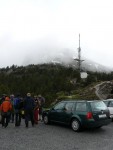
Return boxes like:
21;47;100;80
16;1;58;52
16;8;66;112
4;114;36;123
11;111;14;123
39;107;42;121
25;110;29;127
5;113;10;128
1;114;5;127
18;112;21;126
39;107;43;121
8;112;11;123
29;110;34;126
15;113;18;126
34;109;38;124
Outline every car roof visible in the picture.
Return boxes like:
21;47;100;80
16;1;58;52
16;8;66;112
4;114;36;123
61;100;103;103
103;99;113;101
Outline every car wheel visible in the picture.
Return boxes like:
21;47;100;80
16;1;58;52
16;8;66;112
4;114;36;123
71;119;81;132
43;115;49;124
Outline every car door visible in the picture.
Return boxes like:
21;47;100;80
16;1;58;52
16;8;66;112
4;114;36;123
59;102;75;124
49;102;66;122
75;102;87;124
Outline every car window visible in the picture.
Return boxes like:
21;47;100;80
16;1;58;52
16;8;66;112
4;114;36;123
90;101;107;111
65;102;74;111
103;101;109;106
54;102;65;110
76;102;87;111
109;101;113;107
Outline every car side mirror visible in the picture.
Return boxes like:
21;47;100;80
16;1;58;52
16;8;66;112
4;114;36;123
51;107;54;110
63;107;67;111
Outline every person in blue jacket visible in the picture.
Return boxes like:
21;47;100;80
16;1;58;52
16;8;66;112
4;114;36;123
14;94;22;127
24;93;35;128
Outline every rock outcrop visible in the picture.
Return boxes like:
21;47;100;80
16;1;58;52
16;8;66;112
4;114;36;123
95;81;113;100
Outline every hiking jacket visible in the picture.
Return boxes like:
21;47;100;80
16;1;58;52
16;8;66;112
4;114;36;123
0;100;12;112
24;96;35;110
14;97;22;110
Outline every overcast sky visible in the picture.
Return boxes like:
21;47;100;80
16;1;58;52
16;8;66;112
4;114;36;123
0;0;113;68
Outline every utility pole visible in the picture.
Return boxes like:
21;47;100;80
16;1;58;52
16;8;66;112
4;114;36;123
74;34;84;79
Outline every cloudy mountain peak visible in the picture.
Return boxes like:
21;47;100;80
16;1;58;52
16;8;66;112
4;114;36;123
48;50;113;73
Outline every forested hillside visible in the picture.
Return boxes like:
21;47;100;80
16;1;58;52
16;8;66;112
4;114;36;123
0;64;113;107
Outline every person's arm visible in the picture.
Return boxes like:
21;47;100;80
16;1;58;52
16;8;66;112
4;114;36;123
0;103;3;111
9;102;12;111
32;98;35;109
23;98;26;109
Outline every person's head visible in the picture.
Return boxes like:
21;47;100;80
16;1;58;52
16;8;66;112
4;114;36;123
27;93;31;97
10;94;14;99
2;94;6;98
38;94;42;98
5;96;10;101
34;95;37;98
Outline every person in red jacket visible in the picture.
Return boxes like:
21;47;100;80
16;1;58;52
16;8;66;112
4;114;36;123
34;96;39;124
0;96;12;128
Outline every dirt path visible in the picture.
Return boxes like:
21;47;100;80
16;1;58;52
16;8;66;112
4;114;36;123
95;82;106;100
95;81;113;100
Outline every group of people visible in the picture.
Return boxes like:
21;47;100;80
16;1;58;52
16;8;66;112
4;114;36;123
0;93;45;128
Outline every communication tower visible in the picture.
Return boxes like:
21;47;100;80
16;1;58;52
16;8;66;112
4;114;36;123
74;34;84;78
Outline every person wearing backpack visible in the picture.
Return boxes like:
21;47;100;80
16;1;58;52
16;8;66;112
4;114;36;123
0;96;12;128
14;94;22;127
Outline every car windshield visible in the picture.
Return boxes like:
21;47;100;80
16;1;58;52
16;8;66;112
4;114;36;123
90;101;107;111
109;101;113;107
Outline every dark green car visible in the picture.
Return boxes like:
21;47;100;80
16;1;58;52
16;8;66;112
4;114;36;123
43;100;111;132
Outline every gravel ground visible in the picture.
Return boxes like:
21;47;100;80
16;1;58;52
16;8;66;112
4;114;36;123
0;120;113;150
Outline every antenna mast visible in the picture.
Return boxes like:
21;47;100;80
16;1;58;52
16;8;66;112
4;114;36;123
78;34;81;73
75;34;84;78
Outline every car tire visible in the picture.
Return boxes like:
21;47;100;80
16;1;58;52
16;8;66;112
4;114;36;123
43;115;49;125
71;118;81;132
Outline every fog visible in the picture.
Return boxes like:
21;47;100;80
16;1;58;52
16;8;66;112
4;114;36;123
0;0;113;68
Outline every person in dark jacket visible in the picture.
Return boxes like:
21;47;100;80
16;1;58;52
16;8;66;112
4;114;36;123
0;94;6;105
24;93;35;128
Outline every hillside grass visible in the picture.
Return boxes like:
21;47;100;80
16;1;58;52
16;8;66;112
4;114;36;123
56;82;99;101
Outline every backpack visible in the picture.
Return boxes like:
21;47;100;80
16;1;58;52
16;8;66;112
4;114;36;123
14;98;20;109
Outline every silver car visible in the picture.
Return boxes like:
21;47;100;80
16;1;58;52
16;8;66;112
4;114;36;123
103;99;113;121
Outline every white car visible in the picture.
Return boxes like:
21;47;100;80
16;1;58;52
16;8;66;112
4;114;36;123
103;99;113;121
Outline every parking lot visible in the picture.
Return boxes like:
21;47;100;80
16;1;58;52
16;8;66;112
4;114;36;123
0;120;113;150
